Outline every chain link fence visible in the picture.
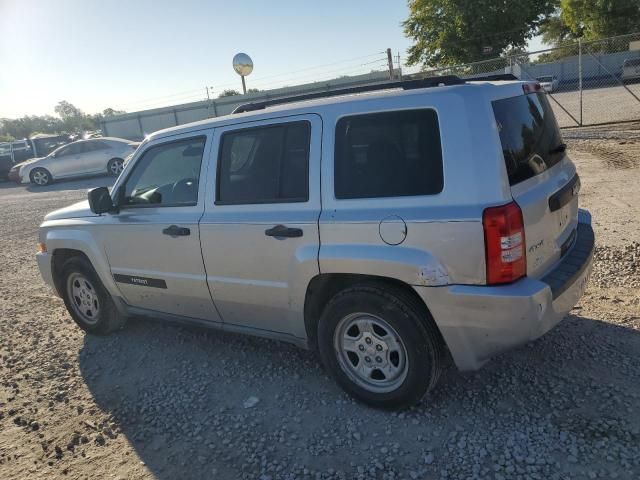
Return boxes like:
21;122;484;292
404;32;640;128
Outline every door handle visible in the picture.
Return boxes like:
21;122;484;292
264;225;303;238
162;225;190;236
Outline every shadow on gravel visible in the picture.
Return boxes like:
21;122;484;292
78;313;640;479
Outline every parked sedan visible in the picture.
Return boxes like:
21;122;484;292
537;75;559;92
10;138;139;186
622;58;640;83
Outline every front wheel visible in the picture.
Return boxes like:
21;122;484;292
59;256;126;334
30;167;52;186
107;158;124;177
317;284;444;409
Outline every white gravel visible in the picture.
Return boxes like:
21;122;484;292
0;129;639;480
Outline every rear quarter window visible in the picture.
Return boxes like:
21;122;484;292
492;92;564;186
334;109;443;199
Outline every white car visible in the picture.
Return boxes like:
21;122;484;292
622;58;640;83
13;137;139;186
537;75;559;92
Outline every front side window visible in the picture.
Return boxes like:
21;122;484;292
334;109;444;199
122;136;205;207
217;121;310;204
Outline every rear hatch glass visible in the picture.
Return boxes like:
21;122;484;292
493;92;564;186
492;91;579;278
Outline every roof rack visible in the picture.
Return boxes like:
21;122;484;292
231;73;519;114
464;73;518;82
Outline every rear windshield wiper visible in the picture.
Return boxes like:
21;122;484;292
549;143;567;154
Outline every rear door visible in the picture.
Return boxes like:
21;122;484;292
83;140;113;172
199;114;321;339
492;90;579;278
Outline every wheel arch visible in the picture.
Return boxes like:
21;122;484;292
303;273;446;353
29;166;53;183
46;229;119;298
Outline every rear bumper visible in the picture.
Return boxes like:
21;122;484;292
416;219;595;371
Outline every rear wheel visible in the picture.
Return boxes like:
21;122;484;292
30;168;52;186
317;284;444;409
59;257;126;334
107;158;124;176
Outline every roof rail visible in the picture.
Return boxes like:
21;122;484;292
231;73;520;114
231;75;464;114
464;73;519;82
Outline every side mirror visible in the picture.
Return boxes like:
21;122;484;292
88;187;114;214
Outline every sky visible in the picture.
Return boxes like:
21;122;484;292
0;0;545;119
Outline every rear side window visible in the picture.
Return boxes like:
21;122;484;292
217;121;310;204
334;109;443;199
492;93;564;186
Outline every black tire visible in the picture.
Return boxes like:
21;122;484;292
317;283;444;409
107;158;124;177
29;167;52;186
59;256;126;334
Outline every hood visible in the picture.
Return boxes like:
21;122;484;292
44;200;97;221
14;156;46;169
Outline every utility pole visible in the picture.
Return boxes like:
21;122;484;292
386;48;395;80
395;51;403;80
578;39;583;126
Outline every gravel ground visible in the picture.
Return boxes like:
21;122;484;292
1;130;639;480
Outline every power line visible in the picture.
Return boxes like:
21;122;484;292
116;51;388;111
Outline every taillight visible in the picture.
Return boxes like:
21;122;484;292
522;82;541;94
483;202;526;285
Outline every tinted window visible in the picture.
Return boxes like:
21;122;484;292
624;58;640;67
334;109;443;199
217;121;310;204
86;140;110;151
492;93;564;186
123;137;205;206
33;137;69;156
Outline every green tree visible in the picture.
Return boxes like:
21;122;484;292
403;0;555;67
247;88;261;93
102;107;127;117
539;12;580;46
218;89;241;98
54;100;94;132
560;0;640;40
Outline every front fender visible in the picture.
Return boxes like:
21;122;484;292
318;244;450;286
43;227;119;296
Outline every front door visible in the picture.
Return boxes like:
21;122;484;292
99;130;220;322
51;142;86;177
199;115;322;339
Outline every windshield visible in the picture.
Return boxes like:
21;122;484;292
33;136;69;156
492;92;564;186
537;76;553;82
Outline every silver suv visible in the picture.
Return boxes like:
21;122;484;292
36;77;595;408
